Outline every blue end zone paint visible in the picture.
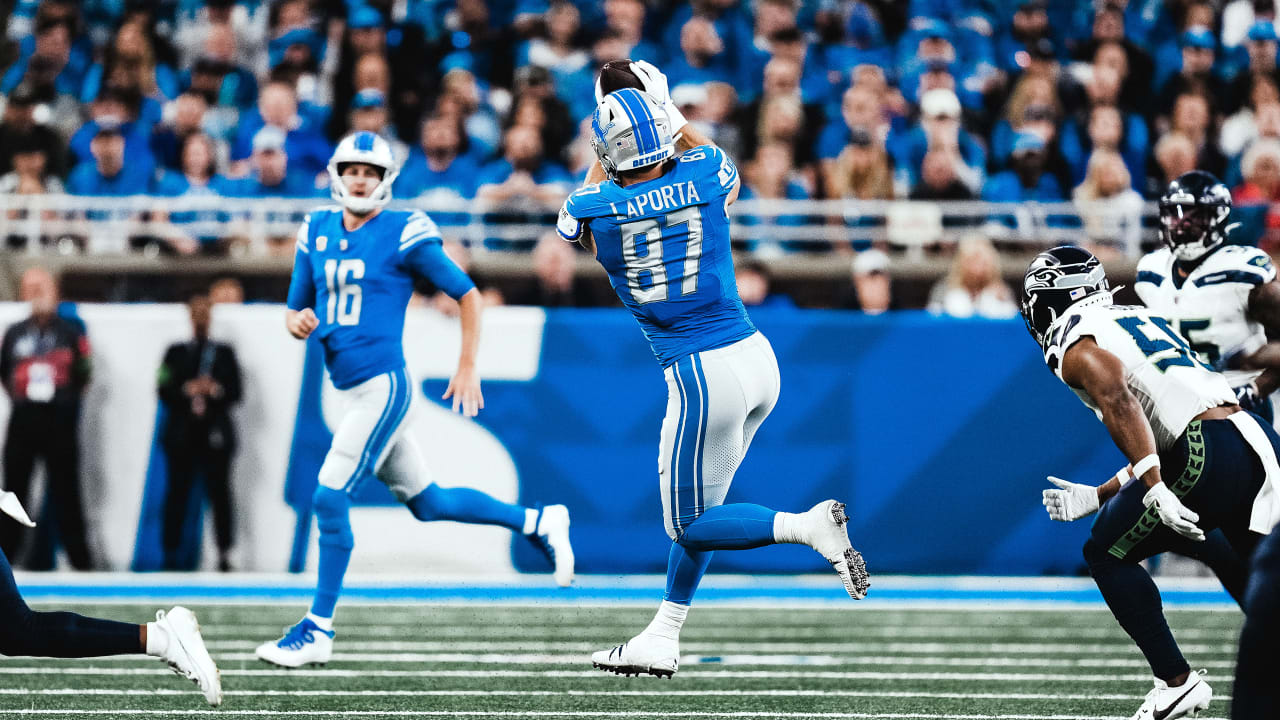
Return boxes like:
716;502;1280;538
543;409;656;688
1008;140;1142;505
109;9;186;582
15;579;1236;607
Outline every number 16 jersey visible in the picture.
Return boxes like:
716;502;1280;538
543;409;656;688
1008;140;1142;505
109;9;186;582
557;145;756;367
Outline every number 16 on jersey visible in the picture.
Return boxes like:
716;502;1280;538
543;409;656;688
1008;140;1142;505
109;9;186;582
325;258;364;325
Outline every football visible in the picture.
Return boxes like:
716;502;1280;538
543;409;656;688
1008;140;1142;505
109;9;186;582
597;59;643;96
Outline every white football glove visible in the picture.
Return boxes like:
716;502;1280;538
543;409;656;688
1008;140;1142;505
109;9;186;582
1142;481;1205;542
1042;476;1100;522
629;60;688;131
0;491;34;527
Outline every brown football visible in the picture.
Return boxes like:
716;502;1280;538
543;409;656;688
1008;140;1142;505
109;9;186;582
597;59;643;95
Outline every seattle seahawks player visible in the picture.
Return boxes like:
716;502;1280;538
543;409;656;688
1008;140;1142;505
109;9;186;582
1022;246;1280;720
1136;171;1280;423
559;84;870;679
257;131;574;668
0;492;221;705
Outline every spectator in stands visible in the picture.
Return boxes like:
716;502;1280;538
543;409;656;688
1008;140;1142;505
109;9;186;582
1170;92;1228;177
1075;149;1144;256
476;124;572;209
1148;132;1201;199
818;84;887;169
179;22;259;114
1;142;64;250
1226;100;1280;188
0;267;92;570
992;73;1061;168
1232;138;1280;248
150;92;212;173
157;292;241;571
983;132;1064;202
739;143;811;252
0;16;86;99
67;119;151;197
910;148;975;201
750;93;809;176
154;132;235;253
1224;21;1280;115
230;81;329;181
511;232;593;307
828;127;895;201
398;113;481;202
998;0;1051;74
842;248;894;314
81;18;177;130
737;56;824;168
667;16;726;88
172;0;268;73
348;90;407;164
511;65;576;164
68;86;157;174
897;89;986;195
1222;77;1280;164
735;261;795;309
1061;70;1149;189
0;85;67;179
1074;6;1154;113
229;126;317;199
927;235;1017;319
602;0;661;63
1155;28;1225;121
437;67;502;160
520;2;590;80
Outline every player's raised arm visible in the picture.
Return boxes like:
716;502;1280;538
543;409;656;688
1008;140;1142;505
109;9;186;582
285;216;319;340
1061;337;1204;541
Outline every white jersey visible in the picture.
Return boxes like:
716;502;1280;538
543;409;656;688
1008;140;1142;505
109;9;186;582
1042;302;1237;451
1134;245;1276;387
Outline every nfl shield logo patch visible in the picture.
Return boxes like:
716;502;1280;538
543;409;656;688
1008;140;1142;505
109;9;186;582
316;236;327;252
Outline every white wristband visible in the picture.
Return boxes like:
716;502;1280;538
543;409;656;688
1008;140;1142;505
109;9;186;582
664;102;688;135
1131;454;1160;480
1114;467;1133;486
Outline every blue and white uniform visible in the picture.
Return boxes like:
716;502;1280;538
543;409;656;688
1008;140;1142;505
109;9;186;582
287;206;474;499
559;145;779;539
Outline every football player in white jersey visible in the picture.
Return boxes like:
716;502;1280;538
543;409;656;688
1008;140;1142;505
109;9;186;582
1136;171;1280;422
1021;246;1280;720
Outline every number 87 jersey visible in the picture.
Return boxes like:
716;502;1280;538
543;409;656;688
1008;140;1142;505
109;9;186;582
557;145;756;367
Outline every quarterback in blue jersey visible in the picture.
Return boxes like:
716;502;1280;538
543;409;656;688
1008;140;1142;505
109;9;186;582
559;72;870;678
257;131;575;668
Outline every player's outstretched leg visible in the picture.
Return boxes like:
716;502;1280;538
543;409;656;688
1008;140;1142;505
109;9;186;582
256;486;346;668
0;548;220;704
406;484;574;587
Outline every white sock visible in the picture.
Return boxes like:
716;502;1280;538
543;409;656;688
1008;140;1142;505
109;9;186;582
642;601;689;641
145;621;169;656
523;508;538;535
306;612;334;632
773;511;806;545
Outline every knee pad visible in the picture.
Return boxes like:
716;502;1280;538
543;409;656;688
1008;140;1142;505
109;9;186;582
318;450;359;492
312;487;353;549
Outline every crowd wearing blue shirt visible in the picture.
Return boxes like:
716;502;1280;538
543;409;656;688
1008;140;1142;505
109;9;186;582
4;0;1280;253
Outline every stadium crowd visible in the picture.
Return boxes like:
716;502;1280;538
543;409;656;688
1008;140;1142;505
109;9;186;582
3;1;1280;289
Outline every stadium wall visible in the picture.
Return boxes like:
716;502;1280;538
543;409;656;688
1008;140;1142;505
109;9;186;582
0;304;1118;576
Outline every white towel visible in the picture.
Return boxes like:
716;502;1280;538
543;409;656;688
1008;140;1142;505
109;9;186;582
1228;412;1280;534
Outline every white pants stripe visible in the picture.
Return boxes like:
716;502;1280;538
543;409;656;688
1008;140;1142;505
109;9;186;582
319;367;432;501
659;332;781;540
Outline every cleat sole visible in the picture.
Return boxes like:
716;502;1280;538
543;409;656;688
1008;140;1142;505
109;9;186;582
592;662;675;679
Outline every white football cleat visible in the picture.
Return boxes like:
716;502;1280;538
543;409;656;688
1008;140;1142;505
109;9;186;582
802;500;870;599
255;617;335;668
534;504;575;587
154;606;222;706
1130;671;1212;720
591;632;679;678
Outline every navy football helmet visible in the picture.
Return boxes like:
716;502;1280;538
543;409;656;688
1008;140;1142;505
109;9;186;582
1020;246;1111;347
1158;170;1232;262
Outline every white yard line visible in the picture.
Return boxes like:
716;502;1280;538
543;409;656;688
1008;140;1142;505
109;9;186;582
0;667;1198;681
0;710;1232;720
0;688;1236;701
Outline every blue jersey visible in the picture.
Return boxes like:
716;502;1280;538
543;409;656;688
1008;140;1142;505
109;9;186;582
557;145;755;367
286;207;476;389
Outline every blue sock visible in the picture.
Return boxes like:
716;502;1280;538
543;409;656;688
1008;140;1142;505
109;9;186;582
406;484;528;532
664;542;712;605
676;503;778;552
309;487;353;619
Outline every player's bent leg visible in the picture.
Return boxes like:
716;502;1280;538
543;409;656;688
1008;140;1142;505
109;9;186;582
383;433;575;586
1232;529;1280;720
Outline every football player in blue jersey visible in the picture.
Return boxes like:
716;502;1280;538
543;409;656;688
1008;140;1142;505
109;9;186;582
256;131;575;668
558;73;871;679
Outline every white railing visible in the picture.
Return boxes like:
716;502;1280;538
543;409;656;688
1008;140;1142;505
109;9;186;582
0;194;1169;258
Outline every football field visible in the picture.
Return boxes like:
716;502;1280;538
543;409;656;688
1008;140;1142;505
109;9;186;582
0;599;1243;719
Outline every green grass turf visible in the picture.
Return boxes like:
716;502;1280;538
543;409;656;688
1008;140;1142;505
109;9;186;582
0;604;1242;719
